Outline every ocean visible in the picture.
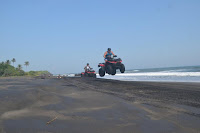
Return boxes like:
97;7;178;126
97;65;200;82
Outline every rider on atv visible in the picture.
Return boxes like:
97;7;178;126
84;63;91;72
82;63;96;78
98;48;125;77
104;48;115;62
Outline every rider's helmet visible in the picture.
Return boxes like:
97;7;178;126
87;63;89;65
108;48;111;51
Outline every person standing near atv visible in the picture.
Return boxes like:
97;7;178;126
84;63;91;72
104;48;115;62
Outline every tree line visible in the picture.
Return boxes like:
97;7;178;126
0;58;29;77
0;58;51;77
4;58;29;69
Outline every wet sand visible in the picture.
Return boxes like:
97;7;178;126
0;77;200;133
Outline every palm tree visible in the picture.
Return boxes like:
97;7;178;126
1;61;5;65
24;61;29;69
11;58;16;66
17;64;22;70
6;60;11;65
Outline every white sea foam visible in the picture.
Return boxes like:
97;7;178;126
97;72;200;82
114;72;200;77
159;69;188;73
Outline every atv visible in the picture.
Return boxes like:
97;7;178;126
98;55;125;77
57;74;62;79
81;68;97;78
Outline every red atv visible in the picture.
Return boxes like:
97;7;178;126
81;68;97;78
98;55;125;77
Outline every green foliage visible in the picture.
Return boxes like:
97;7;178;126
0;62;25;76
24;61;29;67
11;58;16;63
27;71;51;76
6;60;11;65
17;64;22;70
0;59;51;77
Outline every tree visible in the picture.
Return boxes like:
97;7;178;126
0;62;5;65
6;60;11;65
3;69;12;77
11;58;16;66
17;64;22;70
24;61;29;69
0;62;16;76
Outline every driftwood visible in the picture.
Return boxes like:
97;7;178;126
46;116;58;125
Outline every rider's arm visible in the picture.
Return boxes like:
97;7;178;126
111;51;115;56
104;52;107;58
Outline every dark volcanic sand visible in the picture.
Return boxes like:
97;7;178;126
0;77;200;133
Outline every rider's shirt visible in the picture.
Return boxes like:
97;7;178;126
86;66;90;70
104;51;115;59
84;66;91;71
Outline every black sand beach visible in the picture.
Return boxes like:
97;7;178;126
0;77;200;133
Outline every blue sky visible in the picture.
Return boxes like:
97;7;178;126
1;0;200;74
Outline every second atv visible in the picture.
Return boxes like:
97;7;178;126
81;68;97;78
98;55;125;77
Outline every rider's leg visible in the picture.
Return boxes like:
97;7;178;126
104;58;108;63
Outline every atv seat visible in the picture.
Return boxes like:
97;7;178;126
114;58;121;61
107;58;121;62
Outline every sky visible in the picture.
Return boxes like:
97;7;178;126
0;0;200;74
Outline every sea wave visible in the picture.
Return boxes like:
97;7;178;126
114;72;200;77
97;72;200;82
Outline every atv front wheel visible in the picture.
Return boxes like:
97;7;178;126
84;73;88;77
99;67;105;77
111;68;116;75
106;65;113;74
120;64;125;73
93;74;97;78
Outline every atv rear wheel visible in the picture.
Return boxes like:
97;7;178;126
120;64;125;73
99;67;105;77
93;74;97;78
